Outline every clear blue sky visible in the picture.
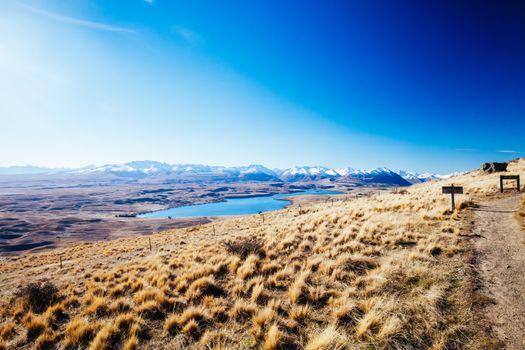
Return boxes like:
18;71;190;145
0;0;524;173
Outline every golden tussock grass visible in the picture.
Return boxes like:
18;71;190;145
305;325;346;350
63;317;99;348
0;322;15;341
1;159;525;349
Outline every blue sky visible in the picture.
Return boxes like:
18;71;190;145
0;0;524;173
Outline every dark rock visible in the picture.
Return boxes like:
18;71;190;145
480;162;508;174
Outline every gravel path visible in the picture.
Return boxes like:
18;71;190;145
472;194;525;349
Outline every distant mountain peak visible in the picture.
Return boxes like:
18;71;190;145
0;161;449;186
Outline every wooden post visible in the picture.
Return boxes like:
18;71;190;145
213;225;216;234
262;214;265;223
149;237;152;251
442;184;463;212
59;255;63;269
450;183;455;212
500;177;504;193
331;199;334;206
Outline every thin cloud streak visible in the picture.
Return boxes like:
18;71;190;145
19;3;135;33
496;150;521;154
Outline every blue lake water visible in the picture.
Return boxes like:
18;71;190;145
138;189;343;218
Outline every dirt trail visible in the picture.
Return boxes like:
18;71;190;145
472;194;525;349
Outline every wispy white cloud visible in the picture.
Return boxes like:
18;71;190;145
496;150;521;154
173;26;202;46
19;3;135;33
144;0;154;4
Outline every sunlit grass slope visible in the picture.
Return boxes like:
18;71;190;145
1;159;524;350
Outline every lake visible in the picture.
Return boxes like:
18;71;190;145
138;189;343;218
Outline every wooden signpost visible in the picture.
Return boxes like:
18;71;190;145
442;184;463;211
500;175;520;193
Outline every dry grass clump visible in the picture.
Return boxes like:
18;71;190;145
164;305;211;340
3;160;525;349
0;322;16;340
229;300;257;322
90;313;141;350
262;323;284;350
236;254;260;280
305;325;346;350
63;317;99;348
186;276;225;301
34;330;59;350
84;295;108;317
222;237;265;259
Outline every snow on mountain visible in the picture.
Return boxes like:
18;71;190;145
171;164;213;174
438;171;468;179
11;160;446;186
396;170;443;184
73;164;133;174
280;166;338;182
125;161;173;174
237;165;280;181
239;164;277;176
339;167;411;186
335;168;354;176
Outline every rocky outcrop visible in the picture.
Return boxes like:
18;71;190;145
481;162;508;174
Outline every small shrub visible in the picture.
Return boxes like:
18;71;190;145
17;281;60;313
222;237;265;260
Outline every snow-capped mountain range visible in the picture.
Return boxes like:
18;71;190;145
0;161;452;186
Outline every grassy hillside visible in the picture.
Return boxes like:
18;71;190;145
1;159;524;350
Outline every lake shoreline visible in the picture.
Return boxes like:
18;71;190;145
137;190;344;219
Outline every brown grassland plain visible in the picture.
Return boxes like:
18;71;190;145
1;159;524;350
